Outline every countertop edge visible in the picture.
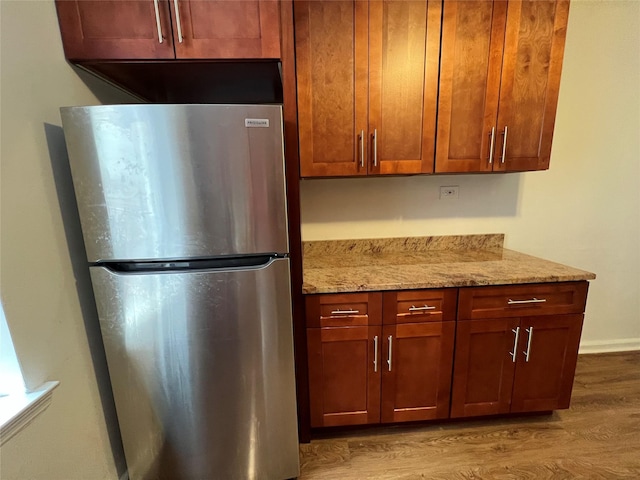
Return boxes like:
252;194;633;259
302;274;596;295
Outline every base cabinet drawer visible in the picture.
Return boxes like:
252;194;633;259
383;289;457;323
458;282;588;320
306;292;382;327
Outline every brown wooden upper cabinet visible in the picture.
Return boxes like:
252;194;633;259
55;0;281;61
294;0;441;177
436;0;570;173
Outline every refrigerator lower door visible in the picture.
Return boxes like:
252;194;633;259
90;258;299;480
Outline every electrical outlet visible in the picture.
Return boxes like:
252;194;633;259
439;185;459;200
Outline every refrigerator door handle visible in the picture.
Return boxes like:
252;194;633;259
101;254;282;273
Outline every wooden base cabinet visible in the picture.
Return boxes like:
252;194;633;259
306;292;383;427
451;282;588;418
306;282;588;429
306;290;456;428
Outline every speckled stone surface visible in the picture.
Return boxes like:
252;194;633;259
302;234;505;256
302;235;596;294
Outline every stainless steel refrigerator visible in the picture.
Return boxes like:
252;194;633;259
60;104;299;480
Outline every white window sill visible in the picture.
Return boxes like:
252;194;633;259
0;381;59;446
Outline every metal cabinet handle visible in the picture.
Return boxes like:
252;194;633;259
330;309;360;315
387;335;393;371
488;127;496;164
359;130;365;168
373;335;378;372
507;298;547;305
409;305;436;312
373;129;378;167
500;126;508;164
510;327;520;362
523;327;533;362
173;0;184;43
153;0;164;43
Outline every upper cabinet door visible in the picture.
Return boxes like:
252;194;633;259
368;0;440;175
435;0;507;173
55;0;175;60
173;0;281;59
436;0;570;173
55;0;281;61
494;0;570;171
295;1;368;177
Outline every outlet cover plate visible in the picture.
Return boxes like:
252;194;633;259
439;185;459;200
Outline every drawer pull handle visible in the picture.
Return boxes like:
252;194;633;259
409;305;436;312
152;0;164;43
488;126;496;164
373;335;379;372
330;309;360;315
510;327;520;362
173;0;184;43
387;335;393;372
507;298;546;305
523;327;533;362
500;125;508;164
373;128;378;167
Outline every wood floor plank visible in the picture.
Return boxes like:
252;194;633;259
299;351;640;479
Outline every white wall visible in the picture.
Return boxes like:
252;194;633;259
0;2;134;479
301;0;640;352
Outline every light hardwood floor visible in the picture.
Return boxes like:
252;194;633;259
299;351;640;479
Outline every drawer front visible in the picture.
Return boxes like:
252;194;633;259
383;289;457;324
458;282;589;320
306;292;383;327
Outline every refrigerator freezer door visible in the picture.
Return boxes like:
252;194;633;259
90;258;299;480
61;104;288;262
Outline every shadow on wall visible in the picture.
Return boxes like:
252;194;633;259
44;123;128;480
72;65;143;105
300;173;522;225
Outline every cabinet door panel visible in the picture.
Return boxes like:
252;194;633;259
511;314;583;412
381;322;454;423
295;1;368;177
368;0;440;174
435;0;506;173
175;0;281;59
451;318;519;418
55;0;175;60
495;0;569;171
307;326;381;427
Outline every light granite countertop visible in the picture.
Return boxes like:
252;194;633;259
302;234;596;294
